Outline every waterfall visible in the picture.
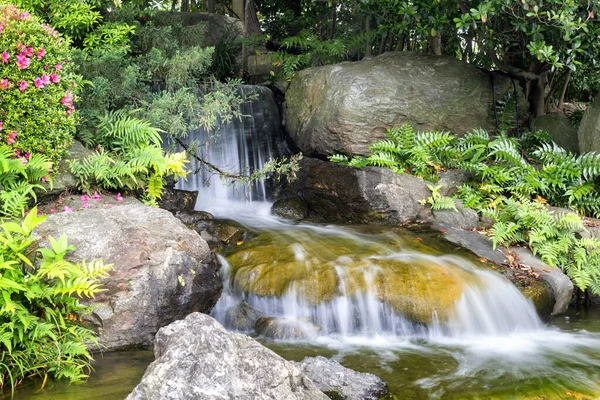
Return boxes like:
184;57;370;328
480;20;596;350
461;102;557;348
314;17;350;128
175;85;281;213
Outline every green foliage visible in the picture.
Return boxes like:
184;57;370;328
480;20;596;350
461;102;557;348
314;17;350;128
487;197;600;294
0;208;110;394
0;4;81;162
419;185;457;211
0;144;52;218
69;110;188;205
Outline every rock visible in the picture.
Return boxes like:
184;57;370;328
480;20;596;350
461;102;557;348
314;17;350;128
255;317;320;340
293;356;388;400
247;52;279;81
430;200;479;230
532;113;579;153
174;210;214;228
441;227;573;316
436;169;472;197
34;197;222;350
519;279;554;320
212;219;246;245
160;188;198;214
285;52;528;158
126;313;328;400
578;94;600;153
225;300;263;331
287;158;429;224
37;141;94;203
272;197;309;221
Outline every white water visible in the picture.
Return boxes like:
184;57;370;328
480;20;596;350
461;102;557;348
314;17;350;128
178;85;600;397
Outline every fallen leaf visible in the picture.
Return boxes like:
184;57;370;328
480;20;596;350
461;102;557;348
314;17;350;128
416;237;423;241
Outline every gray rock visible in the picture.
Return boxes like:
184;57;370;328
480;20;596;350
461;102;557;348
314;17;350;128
225;300;263;331
442;227;572;315
160;188;199;214
126;313;329;400
255;317;319;340
532;113;579;153
436;169;472;197
578;94;600;153
37;141;93;203
430;200;479;230
34;197;222;350
272;197;309;221
285;52;528;158
291;158;429;225
293;356;388;400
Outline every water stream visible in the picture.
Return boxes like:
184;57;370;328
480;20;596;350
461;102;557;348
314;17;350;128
8;85;600;399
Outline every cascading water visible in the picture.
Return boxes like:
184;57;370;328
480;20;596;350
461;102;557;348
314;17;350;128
178;85;600;398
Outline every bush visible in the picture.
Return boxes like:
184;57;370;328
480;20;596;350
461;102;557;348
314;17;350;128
0;208;110;394
0;4;80;162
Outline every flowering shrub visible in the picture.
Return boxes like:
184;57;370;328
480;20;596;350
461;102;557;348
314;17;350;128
0;5;80;162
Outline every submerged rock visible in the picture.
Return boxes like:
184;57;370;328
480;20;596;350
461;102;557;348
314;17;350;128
255;317;320;340
34;197;222;350
225;300;263;331
293;356;388;400
285;52;528;158
126;313;329;400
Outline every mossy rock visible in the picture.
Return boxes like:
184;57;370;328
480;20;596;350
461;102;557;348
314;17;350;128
519;279;554;320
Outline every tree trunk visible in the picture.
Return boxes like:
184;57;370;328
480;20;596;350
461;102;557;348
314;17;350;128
330;3;337;40
233;0;244;20
365;15;372;57
378;33;387;55
181;0;189;12
289;0;301;17
529;77;546;117
558;69;572;107
171;0;178;12
398;35;405;51
207;0;215;13
429;32;441;55
245;0;261;36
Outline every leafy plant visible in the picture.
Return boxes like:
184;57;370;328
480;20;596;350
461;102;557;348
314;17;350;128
419;185;457;211
0;144;52;218
0;4;81;162
69;110;189;205
0;208;111;394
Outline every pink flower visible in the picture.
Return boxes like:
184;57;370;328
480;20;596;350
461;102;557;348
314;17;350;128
19;80;27;92
49;208;57;213
44;64;48;69
1;51;9;64
104;204;113;209
0;122;2;130
61;91;73;105
0;25;3;35
92;191;103;201
6;131;16;144
41;176;47;182
50;73;59;83
63;206;74;213
115;193;124;201
34;77;44;88
16;54;30;69
24;152;30;159
80;194;90;201
20;157;27;165
81;203;93;209
0;79;10;90
41;74;50;85
36;48;45;59
55;63;62;71
14;149;20;157
25;47;33;57
16;43;25;52
20;12;30;20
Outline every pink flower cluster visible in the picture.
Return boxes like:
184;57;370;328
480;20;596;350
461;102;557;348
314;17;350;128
61;90;75;115
6;131;16;144
34;74;56;88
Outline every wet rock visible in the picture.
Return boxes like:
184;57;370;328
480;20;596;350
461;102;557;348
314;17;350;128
285;52;528;158
126;313;328;400
286;157;429;224
519;279;554;320
272;197;309;221
430;200;479;230
225;300;263;331
159;188;198;214
255;317;319;340
34;197;222;350
212;219;246;245
532;113;579;154
293;356;388;400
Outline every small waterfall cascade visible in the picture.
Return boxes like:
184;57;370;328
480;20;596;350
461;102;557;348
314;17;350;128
175;85;281;211
211;224;545;340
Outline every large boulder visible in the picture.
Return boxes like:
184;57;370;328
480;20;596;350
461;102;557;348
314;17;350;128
285;52;528;157
532;113;579;153
578;94;600;153
281;158;430;224
34;197;222;350
126;313;329;400
293;356;388;400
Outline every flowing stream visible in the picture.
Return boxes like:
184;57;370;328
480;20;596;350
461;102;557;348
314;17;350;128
8;86;600;399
